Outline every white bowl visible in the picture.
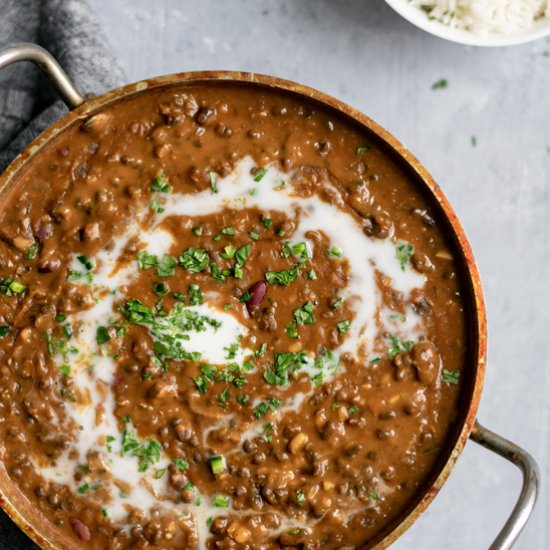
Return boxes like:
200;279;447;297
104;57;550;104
384;0;550;46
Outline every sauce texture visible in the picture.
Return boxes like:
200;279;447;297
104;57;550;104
0;84;467;549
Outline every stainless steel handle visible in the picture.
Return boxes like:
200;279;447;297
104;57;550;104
470;421;540;550
0;42;85;109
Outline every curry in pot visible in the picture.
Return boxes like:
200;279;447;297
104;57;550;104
0;83;467;549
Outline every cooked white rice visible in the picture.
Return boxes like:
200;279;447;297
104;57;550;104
409;0;550;34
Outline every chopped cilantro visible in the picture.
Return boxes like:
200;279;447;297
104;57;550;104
59;364;71;376
173;458;190;471
357;144;372;154
212;495;230;508
337;319;351;334
220;244;236;260
388;335;414;358
291;242;310;260
66;270;83;282
396;243;413;271
26;242;39;260
121;429;162;472
294;302;315;325
253;343;267;357
150;198;165;213
253;167;268;182
179;247;209;273
326;247;343;259
253;397;282;419
209;171;218;194
193;226;203;236
260;215;272;229
265;265;299;286
77;255;95;270
333;297;345;309
151;172;172;193
96;326;111;344
210;262;226;283
137;251;158;270
188;283;203;305
308;269;317;280
235;244;251;266
154;468;166;479
249;231;260;241
222;227;236;236
296;491;306;506
442;369;461;385
157;255;177;277
153;282;170;296
286;322;299;339
264;351;306;385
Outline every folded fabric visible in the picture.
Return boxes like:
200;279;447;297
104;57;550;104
0;0;124;172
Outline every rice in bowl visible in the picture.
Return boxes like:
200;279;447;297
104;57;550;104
409;0;550;35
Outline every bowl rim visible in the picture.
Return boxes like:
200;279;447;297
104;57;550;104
384;0;550;47
0;70;487;549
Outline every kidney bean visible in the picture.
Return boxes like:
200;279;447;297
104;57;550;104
70;517;91;541
245;281;266;314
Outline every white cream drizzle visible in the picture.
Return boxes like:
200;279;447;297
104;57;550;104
33;157;427;547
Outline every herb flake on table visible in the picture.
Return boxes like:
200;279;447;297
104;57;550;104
431;79;448;90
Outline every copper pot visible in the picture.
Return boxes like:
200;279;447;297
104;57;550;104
0;43;540;550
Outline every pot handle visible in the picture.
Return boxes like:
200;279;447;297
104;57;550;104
0;42;85;109
470;421;540;549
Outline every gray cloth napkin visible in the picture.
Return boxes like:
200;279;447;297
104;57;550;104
0;0;124;171
0;0;123;546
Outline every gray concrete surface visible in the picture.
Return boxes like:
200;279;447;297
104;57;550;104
88;1;549;548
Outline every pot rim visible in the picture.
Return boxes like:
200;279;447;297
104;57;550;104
0;70;487;549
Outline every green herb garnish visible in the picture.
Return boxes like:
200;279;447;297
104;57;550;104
442;369;460;385
326;247;343;259
396;243;413;270
151;172;172;193
179;247;209;273
388;335;414;357
357;144;372;154
96;326;111;344
0;277;26;295
212;495;230;508
432;79;448;90
265;265;299;286
209;171;218;194
173;458;190;471
294;302;315;325
157;255;177;277
337;319;350;333
253;167;268;182
26;243;39;260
